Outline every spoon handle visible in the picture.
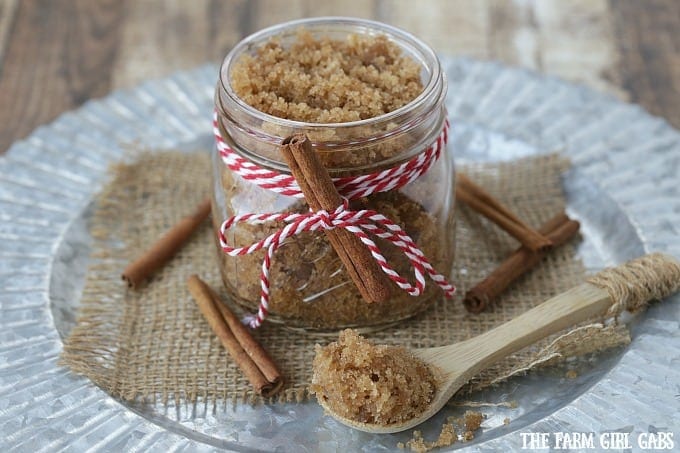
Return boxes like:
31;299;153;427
463;283;610;371
450;253;680;376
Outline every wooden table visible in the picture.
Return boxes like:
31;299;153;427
1;0;678;154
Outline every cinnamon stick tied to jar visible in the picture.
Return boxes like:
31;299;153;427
187;275;283;397
280;134;392;304
464;211;580;313
456;173;553;253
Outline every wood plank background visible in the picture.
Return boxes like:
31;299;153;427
0;0;678;154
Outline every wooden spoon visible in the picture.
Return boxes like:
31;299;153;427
318;253;680;434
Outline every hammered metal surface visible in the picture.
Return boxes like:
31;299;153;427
1;58;678;452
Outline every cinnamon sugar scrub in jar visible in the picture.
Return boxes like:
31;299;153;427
211;17;455;330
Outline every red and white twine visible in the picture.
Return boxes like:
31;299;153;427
213;112;455;328
214;112;449;200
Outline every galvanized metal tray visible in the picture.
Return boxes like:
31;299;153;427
1;57;678;452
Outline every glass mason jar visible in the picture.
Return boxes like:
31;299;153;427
211;17;455;331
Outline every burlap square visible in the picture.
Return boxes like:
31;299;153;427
61;151;630;404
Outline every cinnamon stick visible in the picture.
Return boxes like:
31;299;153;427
123;198;211;288
280;134;391;304
464;212;580;313
187;275;283;397
204;283;281;384
456;173;553;252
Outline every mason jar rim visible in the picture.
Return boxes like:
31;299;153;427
218;16;442;130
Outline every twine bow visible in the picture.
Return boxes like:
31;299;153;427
219;199;455;328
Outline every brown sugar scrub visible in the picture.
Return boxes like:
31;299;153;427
229;31;423;123
310;329;436;425
397;411;485;452
213;18;454;329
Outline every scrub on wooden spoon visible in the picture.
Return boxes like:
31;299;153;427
311;329;437;426
311;253;680;434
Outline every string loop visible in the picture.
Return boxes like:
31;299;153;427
219;199;455;328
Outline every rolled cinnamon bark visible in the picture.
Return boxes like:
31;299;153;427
456;173;553;253
280;134;392;304
205;283;281;384
464;212;580;313
123;198;211;288
187;275;283;397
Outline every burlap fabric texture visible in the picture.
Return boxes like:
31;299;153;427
61;151;630;405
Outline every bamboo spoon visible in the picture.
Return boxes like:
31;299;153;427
318;253;680;434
